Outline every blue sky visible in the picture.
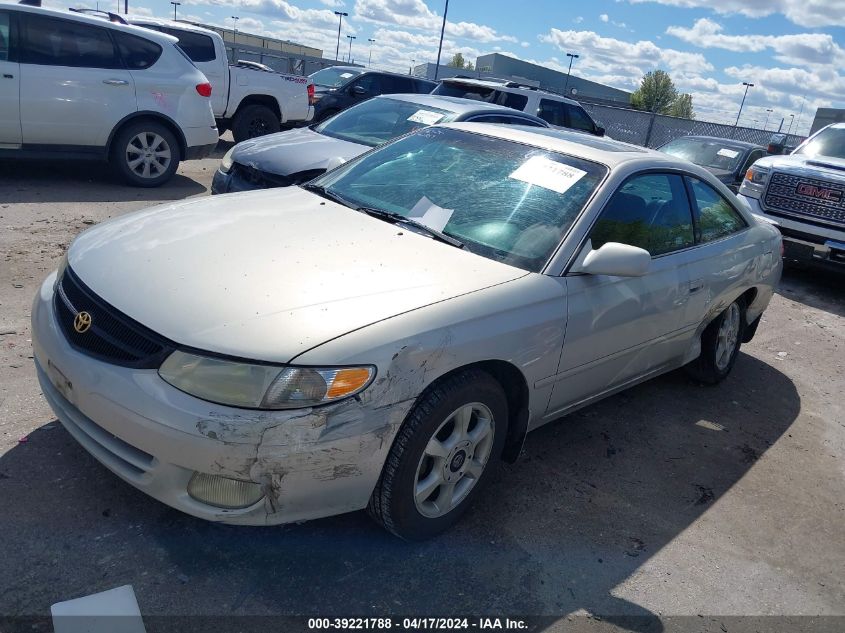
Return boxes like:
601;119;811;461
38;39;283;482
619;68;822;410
93;0;845;135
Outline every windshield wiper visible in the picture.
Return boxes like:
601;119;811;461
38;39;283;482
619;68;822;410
302;184;463;249
358;207;464;249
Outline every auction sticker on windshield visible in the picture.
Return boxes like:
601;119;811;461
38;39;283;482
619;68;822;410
407;110;445;125
509;156;587;194
717;148;740;158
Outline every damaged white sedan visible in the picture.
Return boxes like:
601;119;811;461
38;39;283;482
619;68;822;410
32;124;782;539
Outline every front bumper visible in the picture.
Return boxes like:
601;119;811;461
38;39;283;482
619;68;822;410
211;167;261;195
740;195;845;267
31;273;409;525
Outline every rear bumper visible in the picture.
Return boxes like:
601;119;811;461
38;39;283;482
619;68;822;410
740;195;845;268
183;125;220;160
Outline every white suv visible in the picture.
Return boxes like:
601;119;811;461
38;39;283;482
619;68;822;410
0;2;218;186
432;78;605;137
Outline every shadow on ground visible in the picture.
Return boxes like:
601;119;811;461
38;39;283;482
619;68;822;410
0;139;232;204
777;263;844;318
0;353;799;632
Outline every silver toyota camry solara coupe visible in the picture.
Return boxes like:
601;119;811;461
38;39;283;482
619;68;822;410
32;124;782;539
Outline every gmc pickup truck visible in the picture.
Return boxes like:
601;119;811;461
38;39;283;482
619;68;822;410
129;17;313;142
739;123;845;269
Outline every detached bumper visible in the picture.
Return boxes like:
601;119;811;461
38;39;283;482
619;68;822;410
31;273;408;525
740;195;845;268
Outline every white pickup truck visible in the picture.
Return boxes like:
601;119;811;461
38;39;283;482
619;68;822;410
128;17;313;143
739;123;845;270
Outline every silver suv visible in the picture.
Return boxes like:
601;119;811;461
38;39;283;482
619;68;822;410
432;77;605;136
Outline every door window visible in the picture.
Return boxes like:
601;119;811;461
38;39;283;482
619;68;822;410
0;12;10;61
114;32;161;70
537;99;567;127
741;149;764;174
20;15;119;69
567;105;596;133
590;173;694;256
687;178;747;243
354;74;383;94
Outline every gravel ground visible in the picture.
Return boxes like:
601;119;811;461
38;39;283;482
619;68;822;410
0;144;843;631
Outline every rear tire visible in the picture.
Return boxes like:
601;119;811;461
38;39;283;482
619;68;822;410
685;299;746;384
231;104;281;143
111;120;180;188
368;369;508;541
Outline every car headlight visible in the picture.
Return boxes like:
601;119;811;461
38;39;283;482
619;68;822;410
220;147;236;174
158;350;375;409
739;166;770;199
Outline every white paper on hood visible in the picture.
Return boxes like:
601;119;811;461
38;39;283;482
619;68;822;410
509;156;587;195
407;196;454;232
717;148;740;158
340;72;354;78
52;585;146;633
407;109;445;125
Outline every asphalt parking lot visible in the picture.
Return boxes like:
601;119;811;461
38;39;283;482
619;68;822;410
1;141;843;630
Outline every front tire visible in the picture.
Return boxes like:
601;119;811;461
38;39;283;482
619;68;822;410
111;120;180;188
685;299;745;384
231;104;281;143
368;370;508;541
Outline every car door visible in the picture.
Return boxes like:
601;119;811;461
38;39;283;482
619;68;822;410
348;73;382;104
547;172;697;416
17;14;136;148
0;9;21;146
680;176;754;331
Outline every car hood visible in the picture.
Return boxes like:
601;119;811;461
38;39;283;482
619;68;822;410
67;188;527;363
753;153;845;183
231;127;367;177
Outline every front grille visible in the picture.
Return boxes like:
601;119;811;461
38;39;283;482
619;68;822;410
764;172;845;227
54;267;175;368
231;162;291;189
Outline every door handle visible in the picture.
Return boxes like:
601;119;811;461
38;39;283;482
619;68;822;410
2;74;13;79
103;79;129;86
689;279;704;294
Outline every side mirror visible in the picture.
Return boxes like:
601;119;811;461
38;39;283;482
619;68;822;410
574;242;651;277
595;126;606;137
351;85;367;96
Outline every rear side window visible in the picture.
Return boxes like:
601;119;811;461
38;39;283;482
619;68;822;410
537;99;567;127
687;178;747;243
567;105;596;133
20;15;120;69
591;173;694;256
161;27;215;62
114;32;161;69
433;82;528;110
380;75;414;93
0;12;10;61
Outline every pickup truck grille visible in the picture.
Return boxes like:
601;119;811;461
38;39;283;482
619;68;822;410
764;172;845;227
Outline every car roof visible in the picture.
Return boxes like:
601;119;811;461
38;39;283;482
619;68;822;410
319;66;434;82
439;77;579;105
440;122;685;169
373;94;546;120
3;2;179;44
667;136;765;150
127;16;218;37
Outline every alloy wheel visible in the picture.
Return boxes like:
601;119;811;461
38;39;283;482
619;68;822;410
715;302;741;371
126;133;172;180
413;402;495;518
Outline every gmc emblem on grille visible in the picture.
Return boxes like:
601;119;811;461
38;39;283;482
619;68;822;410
795;183;842;203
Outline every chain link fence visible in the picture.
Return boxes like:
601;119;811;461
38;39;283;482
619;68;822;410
579;102;805;149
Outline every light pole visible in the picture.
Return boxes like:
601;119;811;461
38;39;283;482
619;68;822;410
409;58;415;75
334;11;348;61
795;95;807;137
231;16;239;44
346;35;356;63
368;38;376;67
170;1;180;19
763;108;773;130
734;81;754;127
433;0;449;80
563;52;579;94
786;113;795;136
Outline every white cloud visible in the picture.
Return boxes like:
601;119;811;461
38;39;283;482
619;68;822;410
625;0;845;28
600;13;609;22
354;0;517;43
574;16;584;23
666;18;845;67
319;0;345;6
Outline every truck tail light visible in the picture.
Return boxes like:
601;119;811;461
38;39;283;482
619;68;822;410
196;82;212;97
307;83;316;105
